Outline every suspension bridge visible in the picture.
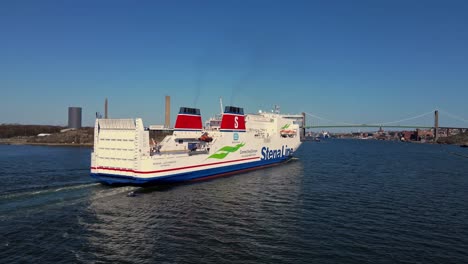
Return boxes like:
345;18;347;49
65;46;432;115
301;109;468;141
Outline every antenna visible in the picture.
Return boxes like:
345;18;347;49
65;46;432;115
274;105;280;114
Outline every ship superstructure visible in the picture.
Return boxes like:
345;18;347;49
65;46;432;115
90;105;303;185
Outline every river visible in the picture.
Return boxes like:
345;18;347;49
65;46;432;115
1;140;467;263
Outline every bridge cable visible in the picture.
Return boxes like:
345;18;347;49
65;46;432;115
367;110;434;126
438;109;468;124
304;112;360;126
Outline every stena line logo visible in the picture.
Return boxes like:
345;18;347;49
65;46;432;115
220;114;245;131
261;145;294;160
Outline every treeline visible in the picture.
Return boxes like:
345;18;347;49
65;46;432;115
28;127;94;144
0;124;65;138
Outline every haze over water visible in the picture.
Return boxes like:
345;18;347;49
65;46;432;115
1;140;468;263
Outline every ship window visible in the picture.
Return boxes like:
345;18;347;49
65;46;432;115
178;139;183;144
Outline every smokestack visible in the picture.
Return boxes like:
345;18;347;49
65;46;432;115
165;95;170;128
105;98;108;119
434;110;439;142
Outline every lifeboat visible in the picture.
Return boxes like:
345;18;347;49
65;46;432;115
198;132;213;142
280;129;296;137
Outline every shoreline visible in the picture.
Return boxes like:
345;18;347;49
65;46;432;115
1;138;466;148
0;141;93;148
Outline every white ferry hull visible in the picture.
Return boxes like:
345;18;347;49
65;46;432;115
90;156;293;185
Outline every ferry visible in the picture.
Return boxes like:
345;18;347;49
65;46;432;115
90;105;304;185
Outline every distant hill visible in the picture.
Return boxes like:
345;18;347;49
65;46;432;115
0;124;94;146
437;132;468;145
27;127;94;145
0;124;64;138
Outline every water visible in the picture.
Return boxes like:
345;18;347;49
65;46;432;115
1;141;468;263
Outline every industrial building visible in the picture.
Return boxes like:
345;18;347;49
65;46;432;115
68;107;82;129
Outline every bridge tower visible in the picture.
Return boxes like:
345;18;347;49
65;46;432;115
434;110;439;142
301;112;306;139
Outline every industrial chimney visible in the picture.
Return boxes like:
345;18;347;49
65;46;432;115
165;96;171;128
105;98;108;119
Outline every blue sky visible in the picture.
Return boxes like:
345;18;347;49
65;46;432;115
1;0;468;129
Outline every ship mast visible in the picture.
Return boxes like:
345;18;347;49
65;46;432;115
219;97;224;114
274;105;280;114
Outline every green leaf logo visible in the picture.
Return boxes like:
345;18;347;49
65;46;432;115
208;143;246;159
281;124;290;129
